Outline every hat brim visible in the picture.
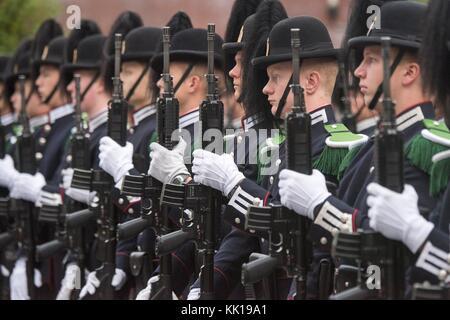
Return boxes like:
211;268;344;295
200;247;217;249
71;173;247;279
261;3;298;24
151;50;224;75
34;59;61;69
122;52;154;63
348;36;420;50
222;42;244;55
252;48;339;69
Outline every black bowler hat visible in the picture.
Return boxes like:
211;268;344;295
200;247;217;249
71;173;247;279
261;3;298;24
122;27;162;62
4;39;33;101
348;1;426;50
222;0;262;55
151;28;224;76
252;16;339;69
62;35;106;74
223;14;257;55
34;36;67;68
101;11;143;94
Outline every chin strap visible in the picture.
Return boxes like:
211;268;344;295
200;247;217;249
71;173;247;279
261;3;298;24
274;74;293;120
368;48;405;110
173;63;195;94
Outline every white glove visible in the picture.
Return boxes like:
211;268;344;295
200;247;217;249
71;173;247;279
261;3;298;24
192;149;245;197
149;138;189;184
10;257;43;300
279;169;331;220
79;268;127;299
1;264;10;277
366;183;434;253
135;275;178;300
56;263;81;300
62;168;74;190
98;137;134;183
35;190;62;208
9;172;46;203
0;155;20;189
66;188;96;205
187;287;201;300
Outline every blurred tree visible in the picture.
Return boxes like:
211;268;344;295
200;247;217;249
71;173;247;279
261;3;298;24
0;0;61;54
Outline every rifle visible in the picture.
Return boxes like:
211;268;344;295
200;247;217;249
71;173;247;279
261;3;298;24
35;75;93;296
14;75;38;299
331;37;406;300
79;33;128;300
155;25;224;300
242;29;312;300
147;25;180;300
196;24;224;300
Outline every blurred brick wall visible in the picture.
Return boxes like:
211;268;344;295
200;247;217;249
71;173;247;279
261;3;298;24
58;0;351;47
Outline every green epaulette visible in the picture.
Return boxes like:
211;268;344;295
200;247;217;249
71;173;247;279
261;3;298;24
406;119;450;196
314;123;368;178
256;131;284;184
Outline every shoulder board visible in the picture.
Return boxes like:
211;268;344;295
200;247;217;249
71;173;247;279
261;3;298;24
421;119;450;147
324;123;369;149
313;123;368;178
406;119;450;196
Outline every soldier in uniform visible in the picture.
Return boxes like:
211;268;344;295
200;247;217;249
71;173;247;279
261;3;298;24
277;1;445;297
186;0;287;300
5;19;67;300
77;11;146;299
366;0;450;290
49;21;109;300
0;40;51;300
134;24;226;300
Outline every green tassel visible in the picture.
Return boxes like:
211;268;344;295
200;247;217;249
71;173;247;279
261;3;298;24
337;145;362;181
430;157;450;197
313;146;349;178
406;134;448;174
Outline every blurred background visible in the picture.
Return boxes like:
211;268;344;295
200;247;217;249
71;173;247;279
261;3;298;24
0;0;429;54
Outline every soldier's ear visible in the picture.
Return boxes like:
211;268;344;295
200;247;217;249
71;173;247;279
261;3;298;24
304;70;320;95
401;61;420;87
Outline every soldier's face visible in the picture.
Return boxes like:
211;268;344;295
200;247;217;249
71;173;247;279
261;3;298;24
11;79;43;117
36;65;61;105
229;51;243;100
354;46;383;109
121;61;151;108
263;61;294;119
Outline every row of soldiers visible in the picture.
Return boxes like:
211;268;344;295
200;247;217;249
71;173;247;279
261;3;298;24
0;0;449;300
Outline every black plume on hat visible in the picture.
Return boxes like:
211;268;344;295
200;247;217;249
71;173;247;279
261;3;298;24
225;0;263;44
223;0;263;75
65;19;101;65
421;0;450;120
166;11;193;36
102;11;143;94
243;0;287;121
